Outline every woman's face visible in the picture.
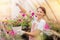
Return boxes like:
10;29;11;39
36;8;45;19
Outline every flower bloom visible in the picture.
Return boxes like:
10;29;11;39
22;13;26;17
18;19;21;22
31;12;34;16
30;16;32;18
29;10;34;16
8;30;15;36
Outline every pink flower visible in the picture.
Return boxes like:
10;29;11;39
9;30;15;36
30;16;32;18
29;10;34;16
31;12;34;16
22;13;26;17
44;23;50;30
18;19;21;22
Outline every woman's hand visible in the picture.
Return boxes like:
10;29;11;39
15;3;26;13
25;29;41;37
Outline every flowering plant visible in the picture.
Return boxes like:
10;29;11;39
12;11;34;27
0;11;35;40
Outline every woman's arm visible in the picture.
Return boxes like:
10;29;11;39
24;29;41;37
16;3;26;13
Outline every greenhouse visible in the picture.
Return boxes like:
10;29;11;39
0;0;60;40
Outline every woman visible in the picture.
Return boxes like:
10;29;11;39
24;7;60;40
20;6;48;40
16;3;60;40
16;3;47;40
16;4;60;40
